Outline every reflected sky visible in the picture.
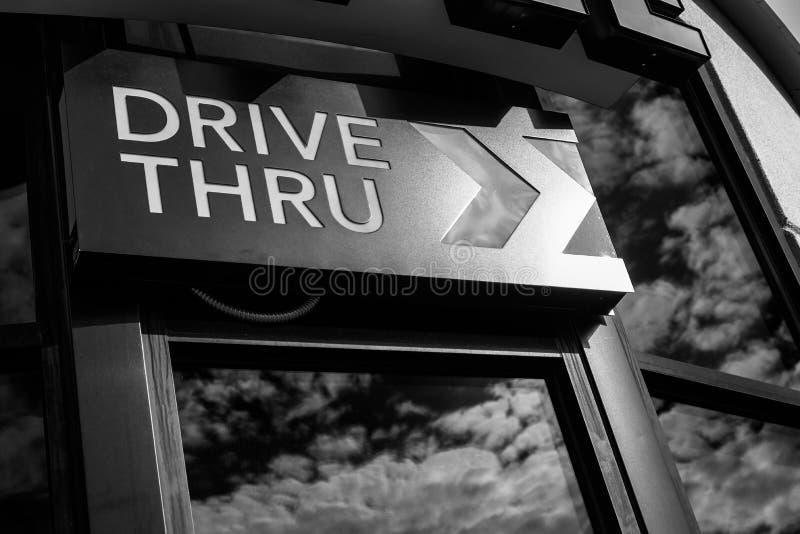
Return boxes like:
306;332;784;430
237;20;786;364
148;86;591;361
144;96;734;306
411;122;539;249
0;370;51;533
538;81;800;390
539;81;800;534
175;369;593;534
655;399;800;534
0;183;35;325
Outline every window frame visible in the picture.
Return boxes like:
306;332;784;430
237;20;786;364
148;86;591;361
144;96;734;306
638;352;800;428
169;339;620;534
66;283;692;534
633;62;800;395
627;60;800;447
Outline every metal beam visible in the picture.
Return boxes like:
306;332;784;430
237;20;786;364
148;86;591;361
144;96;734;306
577;315;700;534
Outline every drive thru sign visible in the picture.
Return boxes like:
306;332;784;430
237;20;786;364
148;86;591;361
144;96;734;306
62;50;632;308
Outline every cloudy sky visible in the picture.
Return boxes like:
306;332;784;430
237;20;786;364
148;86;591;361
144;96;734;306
538;80;800;533
176;369;592;534
0;184;35;325
538;81;800;389
0;371;51;533
656;399;800;534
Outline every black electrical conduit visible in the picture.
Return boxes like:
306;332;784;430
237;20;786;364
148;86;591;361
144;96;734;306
191;287;321;324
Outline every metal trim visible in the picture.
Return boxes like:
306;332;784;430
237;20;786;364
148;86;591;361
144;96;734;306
168;335;562;358
576;315;701;534
141;311;195;534
167;332;633;533
71;296;169;534
165;318;566;356
558;333;642;533
638;351;800;427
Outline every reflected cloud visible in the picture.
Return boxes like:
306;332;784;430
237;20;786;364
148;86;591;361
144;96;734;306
658;402;800;534
0;371;50;534
538;81;799;389
539;80;800;533
176;370;591;534
0;185;35;324
0;373;47;498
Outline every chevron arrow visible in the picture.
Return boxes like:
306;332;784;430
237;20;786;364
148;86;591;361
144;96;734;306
412;122;539;248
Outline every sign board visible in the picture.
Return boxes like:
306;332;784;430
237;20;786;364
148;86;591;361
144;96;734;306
4;0;709;105
62;50;632;310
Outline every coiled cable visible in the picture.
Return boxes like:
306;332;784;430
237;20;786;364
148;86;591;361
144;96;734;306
191;287;320;324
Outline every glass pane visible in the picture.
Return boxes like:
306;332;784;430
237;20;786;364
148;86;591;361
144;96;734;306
0;17;36;325
655;399;800;534
0;367;52;533
538;81;800;389
0;173;35;326
175;368;593;534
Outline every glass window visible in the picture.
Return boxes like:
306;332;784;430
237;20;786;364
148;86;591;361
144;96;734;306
655;399;800;534
538;81;800;390
0;365;52;533
0;183;35;325
0;16;36;326
0;16;36;325
175;368;594;534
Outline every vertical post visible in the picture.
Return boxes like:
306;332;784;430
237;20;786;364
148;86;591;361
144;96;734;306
25;16;89;534
71;289;194;534
72;292;167;534
577;315;700;534
141;311;195;534
558;334;641;534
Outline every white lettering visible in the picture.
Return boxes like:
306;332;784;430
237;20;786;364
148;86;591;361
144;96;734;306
113;87;179;143
336;115;390;169
119;153;178;213
264;168;322;228
186;96;244;152
248;103;269;156
189;160;255;221
271;106;327;161
323;174;382;233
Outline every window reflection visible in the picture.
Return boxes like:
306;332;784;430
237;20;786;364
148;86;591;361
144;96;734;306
538;81;800;389
0;368;51;533
175;369;593;534
0;183;35;324
1;17;36;326
655;399;800;534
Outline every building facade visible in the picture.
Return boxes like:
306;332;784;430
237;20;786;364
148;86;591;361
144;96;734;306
2;1;800;533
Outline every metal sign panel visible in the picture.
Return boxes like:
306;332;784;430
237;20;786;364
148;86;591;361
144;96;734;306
1;0;713;97
62;50;632;307
4;0;640;107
